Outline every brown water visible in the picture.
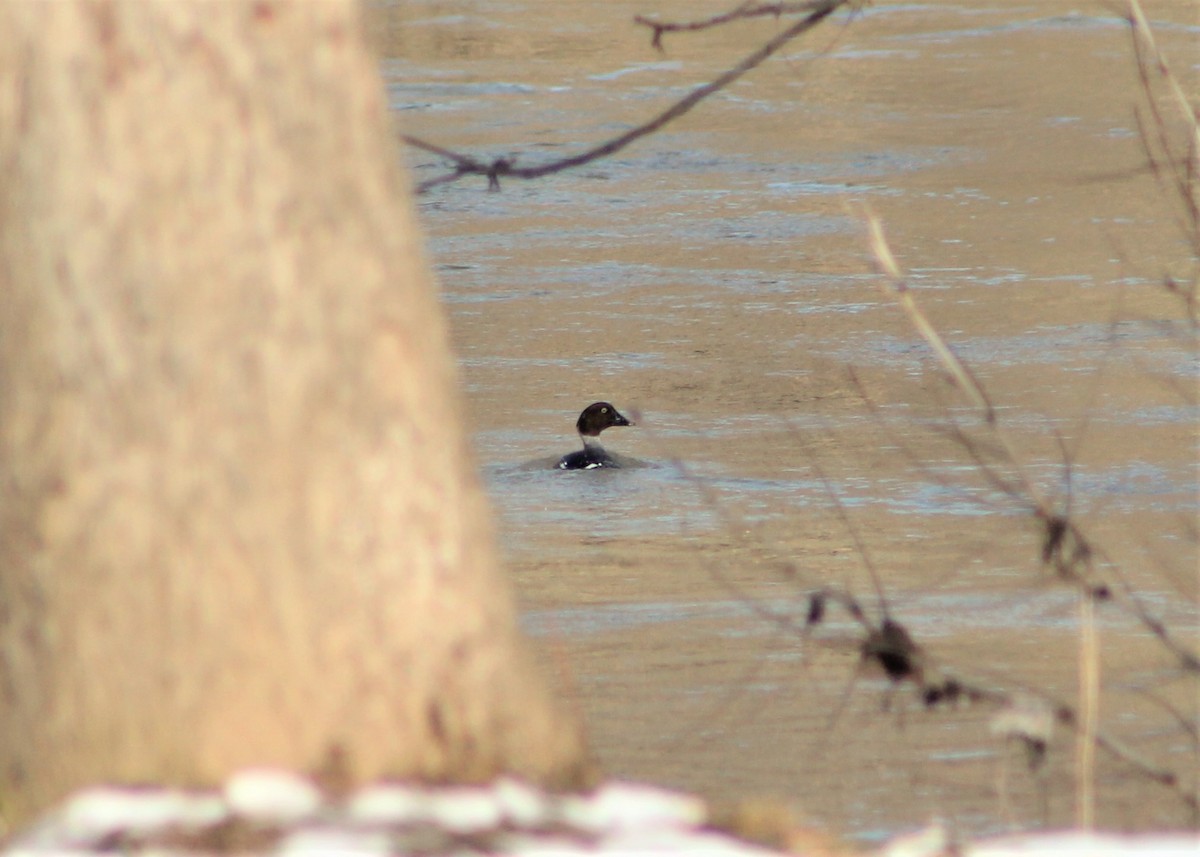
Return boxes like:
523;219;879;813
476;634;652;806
371;0;1199;842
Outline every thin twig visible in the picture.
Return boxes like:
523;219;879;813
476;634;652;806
1124;0;1200;320
1125;0;1200;164
864;211;997;426
634;1;835;50
406;0;849;193
630;408;871;633
779;416;891;613
633;410;1198;810
862;207;1199;679
864;207;1200;705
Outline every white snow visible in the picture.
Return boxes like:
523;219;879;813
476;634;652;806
424;785;505;833
560;780;706;833
3;773;1197;857
345;783;432;825
13;787;226;850
492;776;551;827
223;769;322;824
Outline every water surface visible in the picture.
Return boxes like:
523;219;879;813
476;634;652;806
373;0;1199;840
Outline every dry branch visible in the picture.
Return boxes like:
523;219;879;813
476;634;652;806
634;1;840;50
854;207;1198;811
1124;0;1200;321
405;0;850;192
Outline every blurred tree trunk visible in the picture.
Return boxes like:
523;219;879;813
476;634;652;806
0;0;586;826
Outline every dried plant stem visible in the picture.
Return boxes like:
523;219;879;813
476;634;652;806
863;208;1061;522
864;213;995;425
636;413;1198;812
863;206;1199;671
1125;0;1199;321
1076;591;1099;829
1126;0;1199;160
860;209;1197;813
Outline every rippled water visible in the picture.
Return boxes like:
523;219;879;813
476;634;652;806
375;0;1199;839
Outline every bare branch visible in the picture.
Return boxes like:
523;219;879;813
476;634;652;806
861;207;1199;678
634;1;837;50
407;0;850;193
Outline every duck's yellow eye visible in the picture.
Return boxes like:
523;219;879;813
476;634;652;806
601;407;608;413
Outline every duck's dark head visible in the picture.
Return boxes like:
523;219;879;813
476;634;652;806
576;401;632;438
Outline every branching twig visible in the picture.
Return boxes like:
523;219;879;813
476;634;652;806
632;398;1198;813
634;1;836;50
807;599;1196;811
863;203;1200;697
405;0;849;193
862;206;1200;678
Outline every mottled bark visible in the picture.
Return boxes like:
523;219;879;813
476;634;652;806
0;0;586;826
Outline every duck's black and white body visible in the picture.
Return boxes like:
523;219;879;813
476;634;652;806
556;402;633;470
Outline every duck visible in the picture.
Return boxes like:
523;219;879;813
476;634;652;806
556;402;633;470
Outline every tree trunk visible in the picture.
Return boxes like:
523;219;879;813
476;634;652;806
0;0;587;826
